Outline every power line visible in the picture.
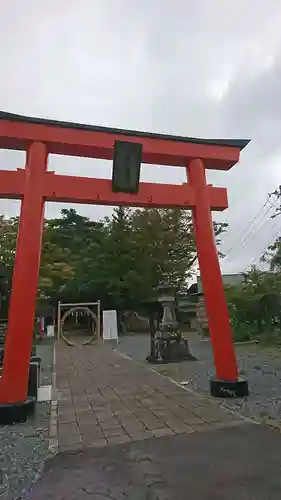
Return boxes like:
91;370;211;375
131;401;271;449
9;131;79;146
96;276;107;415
240;203;279;250
223;197;278;264
244;224;281;273
223;199;269;259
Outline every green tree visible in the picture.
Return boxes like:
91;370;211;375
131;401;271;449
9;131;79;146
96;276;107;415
0;215;19;286
42;208;107;303
129;208;196;292
94;207;228;312
0;212;77;305
226;266;281;342
0;206;228;322
261;236;281;271
94;207;143;310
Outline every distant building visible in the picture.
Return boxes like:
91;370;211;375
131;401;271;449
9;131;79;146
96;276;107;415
197;273;244;293
176;274;245;335
196;273;245;336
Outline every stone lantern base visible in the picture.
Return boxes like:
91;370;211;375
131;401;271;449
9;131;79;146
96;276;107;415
146;333;197;364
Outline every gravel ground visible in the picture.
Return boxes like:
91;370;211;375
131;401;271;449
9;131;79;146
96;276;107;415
117;333;281;423
0;342;54;500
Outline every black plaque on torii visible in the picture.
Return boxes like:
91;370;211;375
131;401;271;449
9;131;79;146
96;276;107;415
112;140;142;194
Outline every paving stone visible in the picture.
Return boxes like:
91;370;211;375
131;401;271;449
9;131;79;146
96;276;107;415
181;415;205;425
89;401;107;409
87;394;105;402
190;423;214;432
142;419;167;430
108;403;122;409
58;413;77;424
152;409;171;418
120;420;146;433
129;431;154;441
59;431;81;443
58;403;74;411
100;418;121;429
77;414;98;424
58;422;80;434
136;408;155;417
193;420;246;432
117;415;141;423
73;404;92;413
172;410;205;425
193;409;237;424
172;425;195;435
95;411;115;422
113;410;133;418
49;422;58;438
59;401;75;410
59;442;83;452
72;394;88;402
79;420;103;431
152;428;175;437
106;434;132;445
75;408;96;416
122;423;146;433
59;432;81;444
102;426;125;437
78;423;103;436
81;431;106;443
165;419;195;434
82;437;108;448
58;393;72;402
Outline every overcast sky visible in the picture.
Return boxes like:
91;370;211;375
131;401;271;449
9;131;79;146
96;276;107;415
1;0;281;274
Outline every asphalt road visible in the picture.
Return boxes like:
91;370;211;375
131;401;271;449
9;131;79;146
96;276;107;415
30;423;281;500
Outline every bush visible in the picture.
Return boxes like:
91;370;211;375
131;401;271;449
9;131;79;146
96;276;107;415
232;326;251;343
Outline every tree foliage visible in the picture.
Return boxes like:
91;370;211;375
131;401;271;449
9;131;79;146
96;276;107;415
0;215;18;285
226;265;281;343
269;185;281;219
0;207;227;316
261;237;281;271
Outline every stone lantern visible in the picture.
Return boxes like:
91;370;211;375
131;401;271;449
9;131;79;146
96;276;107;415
140;298;161;363
157;280;178;334
146;278;197;363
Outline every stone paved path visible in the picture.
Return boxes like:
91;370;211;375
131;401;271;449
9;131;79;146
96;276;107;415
55;341;246;452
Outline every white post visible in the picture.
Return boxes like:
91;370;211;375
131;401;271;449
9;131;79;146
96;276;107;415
97;300;101;341
102;310;118;344
57;301;61;340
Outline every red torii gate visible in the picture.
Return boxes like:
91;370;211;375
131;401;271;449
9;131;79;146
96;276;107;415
0;112;249;420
